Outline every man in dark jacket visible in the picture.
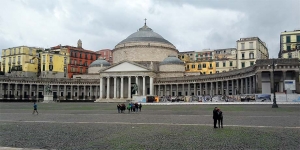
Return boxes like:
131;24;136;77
213;107;218;128
217;108;223;128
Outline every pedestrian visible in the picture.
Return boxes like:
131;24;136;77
139;103;142;112
117;104;121;113
213;107;218;128
127;103;131;113
217;108;223;128
33;102;38;115
135;103;139;112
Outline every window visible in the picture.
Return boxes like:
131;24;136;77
209;63;212;68
249;42;253;49
241;62;245;68
203;64;206;68
186;65;189;69
192;65;195;68
64;67;67;77
13;57;15;63
198;64;201;69
287;45;291;51
85;54;88;59
242;53;245;59
80;53;82;58
18;56;21;62
90;55;93;60
230;61;233;66
223;62;226;67
42;65;45;71
203;72;206;74
288;53;292;58
49;56;53;62
286;36;290;43
250;61;254;66
210;71;212;74
43;55;45;62
84;61;87;66
216;62;219;67
79;60;82;66
64;57;66;64
74;60;77;65
241;43;245;49
49;65;53;71
249;53;254;59
297;35;300;42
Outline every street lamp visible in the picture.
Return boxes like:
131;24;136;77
268;59;278;108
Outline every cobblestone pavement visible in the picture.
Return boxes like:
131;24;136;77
0;103;299;150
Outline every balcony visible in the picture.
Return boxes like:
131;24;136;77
197;68;202;70
208;67;213;69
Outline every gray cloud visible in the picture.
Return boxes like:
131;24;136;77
0;0;299;58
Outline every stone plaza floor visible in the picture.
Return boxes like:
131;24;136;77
0;103;299;150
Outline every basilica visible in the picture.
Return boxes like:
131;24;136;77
0;23;299;102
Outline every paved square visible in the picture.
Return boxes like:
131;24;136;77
0;103;299;149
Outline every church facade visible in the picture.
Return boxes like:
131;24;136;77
0;23;299;102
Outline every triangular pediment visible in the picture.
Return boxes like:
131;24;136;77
102;61;150;72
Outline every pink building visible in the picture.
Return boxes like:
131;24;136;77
96;49;113;64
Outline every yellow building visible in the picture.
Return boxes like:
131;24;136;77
278;30;300;59
40;48;69;78
185;61;216;74
178;51;194;63
1;46;42;77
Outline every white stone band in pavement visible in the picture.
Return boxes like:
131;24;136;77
0;147;51;150
141;102;300;105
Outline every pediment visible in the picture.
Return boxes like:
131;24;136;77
102;61;150;72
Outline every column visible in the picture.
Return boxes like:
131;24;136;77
113;77;117;99
90;85;93;99
231;80;234;95
57;85;60;100
36;84;39;99
170;84;173;96
194;83;196;96
120;76;124;98
0;83;2;98
7;83;10;98
150;77;154;95
29;84;32;99
216;81;219;95
182;84;184;96
164;84;167;96
221;81;224;95
77;85;80;100
64;85;67;99
256;72;262;93
236;79;239;94
245;77;248;94
176;84;178;96
226;80;229;95
210;82;213;95
282;71;286;91
128;76;131;98
100;77;103;99
205;82;208;95
249;77;252;94
158;85;161;96
95;85;98;99
253;75;256;94
43;84;46;96
22;84;25;98
14;84;17;97
188;83;190;96
142;76;146;96
135;76;139;95
199;83;202;95
70;85;73;100
240;78;243;94
107;77;110;99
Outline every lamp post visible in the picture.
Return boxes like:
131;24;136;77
271;59;278;108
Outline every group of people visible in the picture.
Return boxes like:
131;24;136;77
213;107;223;128
117;102;142;113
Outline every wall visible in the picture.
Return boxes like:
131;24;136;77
185;61;216;74
159;64;185;72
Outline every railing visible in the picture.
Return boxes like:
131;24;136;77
0;76;99;83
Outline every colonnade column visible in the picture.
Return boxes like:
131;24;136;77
7;83;10;98
150;77;154;95
182;84;185;96
142;76;146;96
253;75;256;94
199;83;202;95
170;84;173;96
64;85;67;99
0;83;2;98
245;77;248;94
226;80;229;95
77;85;80;100
128;76;131;98
57;85;60;100
29;84;32;98
113;77;117;99
36;84;39;99
95;85;98;99
70;85;73;99
120;76;124;98
176;84;178;96
236;79;239;95
194;83;196;96
158;85;160;96
100;77;103;99
216;82;219;95
240;78;243;94
90;85;92;99
205;83;208;95
164;85;167;96
135;76;139;95
232;80;234;95
188;83;190;96
210;82;213;95
221;81;224;95
107;77;110;99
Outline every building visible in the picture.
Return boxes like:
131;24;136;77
0;23;299;102
1;46;43;77
185;61;216;75
278;30;300;59
214;48;237;73
96;49;113;64
236;37;269;69
178;51;194;62
40;48;69;78
51;40;100;78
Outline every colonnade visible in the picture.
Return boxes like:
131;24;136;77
99;76;154;99
155;76;256;96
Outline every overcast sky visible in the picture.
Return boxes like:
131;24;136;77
0;0;299;58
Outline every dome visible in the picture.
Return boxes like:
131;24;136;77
160;55;184;65
89;58;110;67
117;24;174;46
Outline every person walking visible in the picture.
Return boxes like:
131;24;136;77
33;102;38;115
139;103;142;112
217;108;223;128
213;107;218;128
117;104;121;113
